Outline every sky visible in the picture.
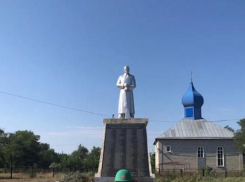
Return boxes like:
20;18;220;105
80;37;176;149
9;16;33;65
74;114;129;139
0;0;244;154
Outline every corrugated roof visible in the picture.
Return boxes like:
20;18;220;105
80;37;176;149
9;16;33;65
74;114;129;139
157;118;234;139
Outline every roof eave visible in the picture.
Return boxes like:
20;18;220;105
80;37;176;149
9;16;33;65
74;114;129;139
155;137;234;140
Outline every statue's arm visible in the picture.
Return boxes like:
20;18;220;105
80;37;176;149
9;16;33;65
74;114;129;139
129;76;136;90
116;77;124;89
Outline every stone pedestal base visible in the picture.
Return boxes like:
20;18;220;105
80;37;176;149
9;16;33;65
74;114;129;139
95;118;155;182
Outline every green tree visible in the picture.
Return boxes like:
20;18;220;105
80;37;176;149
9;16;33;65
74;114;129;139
6;130;40;167
38;143;59;168
76;144;89;159
1;130;102;172
58;153;71;170
234;119;245;152
69;144;89;171
0;129;9;167
224;125;235;132
84;146;101;172
150;152;155;173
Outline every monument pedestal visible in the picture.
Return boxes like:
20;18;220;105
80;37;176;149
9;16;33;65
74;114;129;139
95;118;155;182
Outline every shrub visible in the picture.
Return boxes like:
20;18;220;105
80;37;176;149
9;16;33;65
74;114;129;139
204;166;213;176
63;171;94;182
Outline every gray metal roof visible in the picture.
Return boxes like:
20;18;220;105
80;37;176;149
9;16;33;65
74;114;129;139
157;118;234;139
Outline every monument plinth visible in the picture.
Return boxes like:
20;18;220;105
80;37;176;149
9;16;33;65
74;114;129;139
95;67;154;181
95;118;155;182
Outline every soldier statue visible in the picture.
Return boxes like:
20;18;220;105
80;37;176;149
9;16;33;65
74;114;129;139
116;66;136;119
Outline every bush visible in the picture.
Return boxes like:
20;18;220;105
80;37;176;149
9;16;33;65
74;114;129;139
204;166;213;176
156;174;177;182
28;169;37;178
63;171;94;182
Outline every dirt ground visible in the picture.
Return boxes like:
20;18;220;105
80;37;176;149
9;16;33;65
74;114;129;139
0;173;63;182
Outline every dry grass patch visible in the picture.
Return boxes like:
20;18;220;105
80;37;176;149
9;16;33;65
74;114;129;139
0;172;64;182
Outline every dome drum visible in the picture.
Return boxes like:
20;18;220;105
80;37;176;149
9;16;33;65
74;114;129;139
182;82;204;120
184;107;202;120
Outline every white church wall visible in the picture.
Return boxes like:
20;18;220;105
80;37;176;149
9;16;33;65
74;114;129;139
155;139;243;172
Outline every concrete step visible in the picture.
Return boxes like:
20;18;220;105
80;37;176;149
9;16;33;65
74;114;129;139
94;176;155;182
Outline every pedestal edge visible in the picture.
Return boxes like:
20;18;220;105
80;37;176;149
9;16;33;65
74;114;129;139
103;118;148;125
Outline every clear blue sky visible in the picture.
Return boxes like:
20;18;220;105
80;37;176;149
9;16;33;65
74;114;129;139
0;0;244;154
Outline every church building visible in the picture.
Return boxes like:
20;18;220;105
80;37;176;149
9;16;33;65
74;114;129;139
154;81;243;173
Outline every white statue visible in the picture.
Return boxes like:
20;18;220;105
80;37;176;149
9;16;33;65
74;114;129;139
116;66;136;118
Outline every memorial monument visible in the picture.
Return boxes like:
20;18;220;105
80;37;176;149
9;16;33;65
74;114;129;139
94;66;155;182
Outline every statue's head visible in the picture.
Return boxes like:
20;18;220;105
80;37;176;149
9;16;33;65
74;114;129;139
124;66;130;74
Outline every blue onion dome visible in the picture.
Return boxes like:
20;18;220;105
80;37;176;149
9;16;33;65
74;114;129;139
182;82;204;107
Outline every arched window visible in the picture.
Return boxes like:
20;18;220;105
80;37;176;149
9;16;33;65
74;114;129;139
197;147;204;158
217;147;224;167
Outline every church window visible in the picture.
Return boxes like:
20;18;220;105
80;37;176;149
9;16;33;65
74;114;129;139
217;147;224;167
166;145;171;152
197;147;204;158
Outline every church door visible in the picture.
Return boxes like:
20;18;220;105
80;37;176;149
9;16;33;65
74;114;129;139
197;147;206;170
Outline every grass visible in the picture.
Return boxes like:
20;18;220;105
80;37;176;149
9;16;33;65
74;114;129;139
0;171;94;182
0;172;64;182
156;174;245;182
0;172;244;182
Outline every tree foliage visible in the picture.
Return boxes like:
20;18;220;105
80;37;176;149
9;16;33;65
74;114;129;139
84;146;101;172
38;143;59;168
0;129;101;172
224;125;235;132
234;118;245;152
150;152;155;173
7;131;40;166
